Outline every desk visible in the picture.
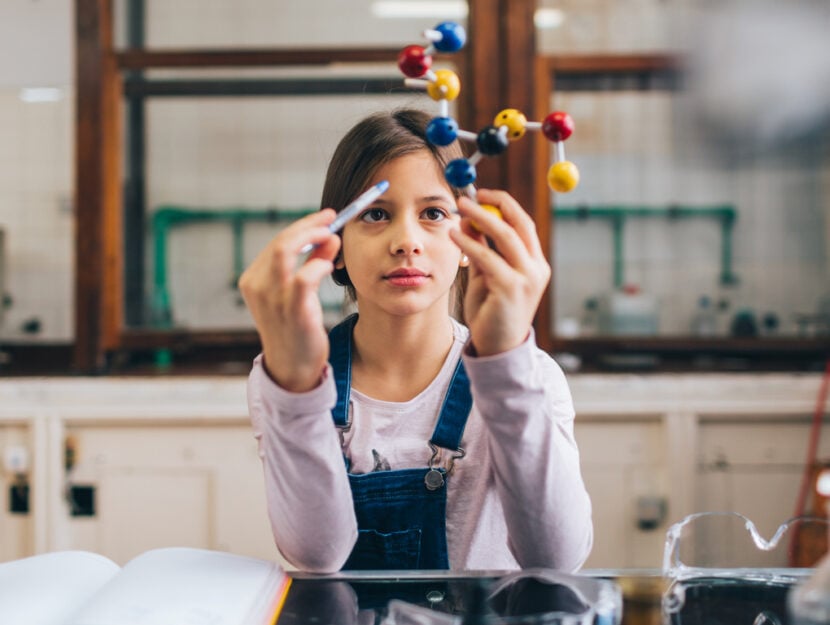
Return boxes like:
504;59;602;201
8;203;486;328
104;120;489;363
275;570;802;624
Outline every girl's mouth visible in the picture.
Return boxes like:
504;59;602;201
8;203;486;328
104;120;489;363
384;268;429;287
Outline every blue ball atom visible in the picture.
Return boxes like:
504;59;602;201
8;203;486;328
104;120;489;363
426;117;459;146
445;158;476;188
433;22;467;53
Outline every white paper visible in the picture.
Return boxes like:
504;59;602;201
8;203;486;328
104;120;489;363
66;547;285;625
0;551;120;625
0;547;286;625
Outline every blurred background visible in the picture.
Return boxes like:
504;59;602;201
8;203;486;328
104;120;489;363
1;0;829;573
0;0;828;372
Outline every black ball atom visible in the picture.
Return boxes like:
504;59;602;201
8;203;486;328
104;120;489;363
476;125;509;156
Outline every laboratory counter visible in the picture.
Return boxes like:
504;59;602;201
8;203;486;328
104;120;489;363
276;568;803;625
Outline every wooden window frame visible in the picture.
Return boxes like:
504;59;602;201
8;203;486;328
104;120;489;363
73;0;543;372
74;0;828;373
537;54;830;369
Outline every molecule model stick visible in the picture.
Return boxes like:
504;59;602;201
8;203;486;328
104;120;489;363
299;180;390;254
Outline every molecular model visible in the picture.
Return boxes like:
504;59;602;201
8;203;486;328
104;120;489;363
397;22;580;203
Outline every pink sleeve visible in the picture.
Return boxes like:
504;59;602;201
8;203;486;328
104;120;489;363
247;355;357;572
462;334;594;571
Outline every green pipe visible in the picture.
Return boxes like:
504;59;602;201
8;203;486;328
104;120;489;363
612;214;625;288
232;217;244;289
554;204;738;288
149;203;739;334
151;206;315;327
720;210;738;285
554;205;736;219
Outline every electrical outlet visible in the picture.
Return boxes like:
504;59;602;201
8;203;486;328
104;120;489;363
9;483;29;514
69;485;96;517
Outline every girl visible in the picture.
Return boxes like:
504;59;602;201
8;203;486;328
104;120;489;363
240;108;592;573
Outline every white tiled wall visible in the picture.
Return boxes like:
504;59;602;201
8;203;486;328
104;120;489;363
0;0;73;342
552;90;830;336
149;94;431;330
0;1;827;341
536;0;689;54
0;0;71;89
0;90;74;342
119;0;453;49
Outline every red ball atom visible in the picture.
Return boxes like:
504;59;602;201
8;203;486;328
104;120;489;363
542;111;574;142
398;45;432;78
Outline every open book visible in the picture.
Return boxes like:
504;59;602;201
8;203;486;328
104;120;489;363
0;547;291;625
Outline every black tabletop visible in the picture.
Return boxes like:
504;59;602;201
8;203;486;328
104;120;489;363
275;570;804;625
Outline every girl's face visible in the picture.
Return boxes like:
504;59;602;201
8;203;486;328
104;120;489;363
338;150;463;319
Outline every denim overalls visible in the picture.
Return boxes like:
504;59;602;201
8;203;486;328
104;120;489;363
328;314;472;570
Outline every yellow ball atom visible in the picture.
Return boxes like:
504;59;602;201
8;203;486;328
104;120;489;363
547;161;580;193
427;69;461;102
471;203;504;232
494;108;527;140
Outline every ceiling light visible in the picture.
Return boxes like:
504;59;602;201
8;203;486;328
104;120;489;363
19;87;64;103
535;8;565;29
371;1;468;19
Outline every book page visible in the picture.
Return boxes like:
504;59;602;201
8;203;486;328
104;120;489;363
66;547;288;625
0;551;120;625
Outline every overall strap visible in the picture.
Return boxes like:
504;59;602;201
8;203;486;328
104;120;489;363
328;313;358;428
328;312;473;450
429;359;472;452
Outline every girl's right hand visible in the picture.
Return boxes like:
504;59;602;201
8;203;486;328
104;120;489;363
238;209;341;392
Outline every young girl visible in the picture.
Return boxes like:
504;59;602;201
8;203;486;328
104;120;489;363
240;108;592;573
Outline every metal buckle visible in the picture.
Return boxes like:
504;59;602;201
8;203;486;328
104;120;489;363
337;420;351;447
427;442;466;476
447;446;466;475
425;443;445;490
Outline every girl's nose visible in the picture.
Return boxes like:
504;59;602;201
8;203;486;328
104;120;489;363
389;216;423;256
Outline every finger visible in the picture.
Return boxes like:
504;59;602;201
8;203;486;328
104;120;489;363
456;196;530;268
261;210;337;282
449;227;516;285
279;208;338;254
474;189;545;258
294;257;336;296
283;257;336;321
306;230;341;262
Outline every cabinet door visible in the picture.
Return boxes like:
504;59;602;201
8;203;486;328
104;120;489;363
576;417;669;569
64;423;279;566
697;416;830;568
0;424;33;562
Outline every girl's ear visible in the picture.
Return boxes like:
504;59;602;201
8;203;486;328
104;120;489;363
334;254;346;270
459;254;470;268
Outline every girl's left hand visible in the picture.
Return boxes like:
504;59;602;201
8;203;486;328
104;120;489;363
449;189;551;357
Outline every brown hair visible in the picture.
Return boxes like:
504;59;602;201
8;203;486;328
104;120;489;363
321;108;467;306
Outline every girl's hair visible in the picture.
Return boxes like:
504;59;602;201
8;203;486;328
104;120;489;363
321;108;467;310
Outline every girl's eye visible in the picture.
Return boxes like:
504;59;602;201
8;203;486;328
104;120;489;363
423;207;448;222
359;208;388;223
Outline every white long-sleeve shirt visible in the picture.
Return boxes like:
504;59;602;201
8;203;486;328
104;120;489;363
248;319;593;573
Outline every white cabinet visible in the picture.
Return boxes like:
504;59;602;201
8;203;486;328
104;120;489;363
1;373;828;571
695;415;830;568
570;374;829;569
0;379;282;566
577;416;670;569
0;419;34;562
64;423;278;565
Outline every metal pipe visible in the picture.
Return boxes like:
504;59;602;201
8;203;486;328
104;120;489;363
612;214;625;288
554;204;738;287
149;203;738;329
124;0;146;327
151;206;315;326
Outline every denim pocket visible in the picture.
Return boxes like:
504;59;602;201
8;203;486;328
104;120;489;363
344;528;422;570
